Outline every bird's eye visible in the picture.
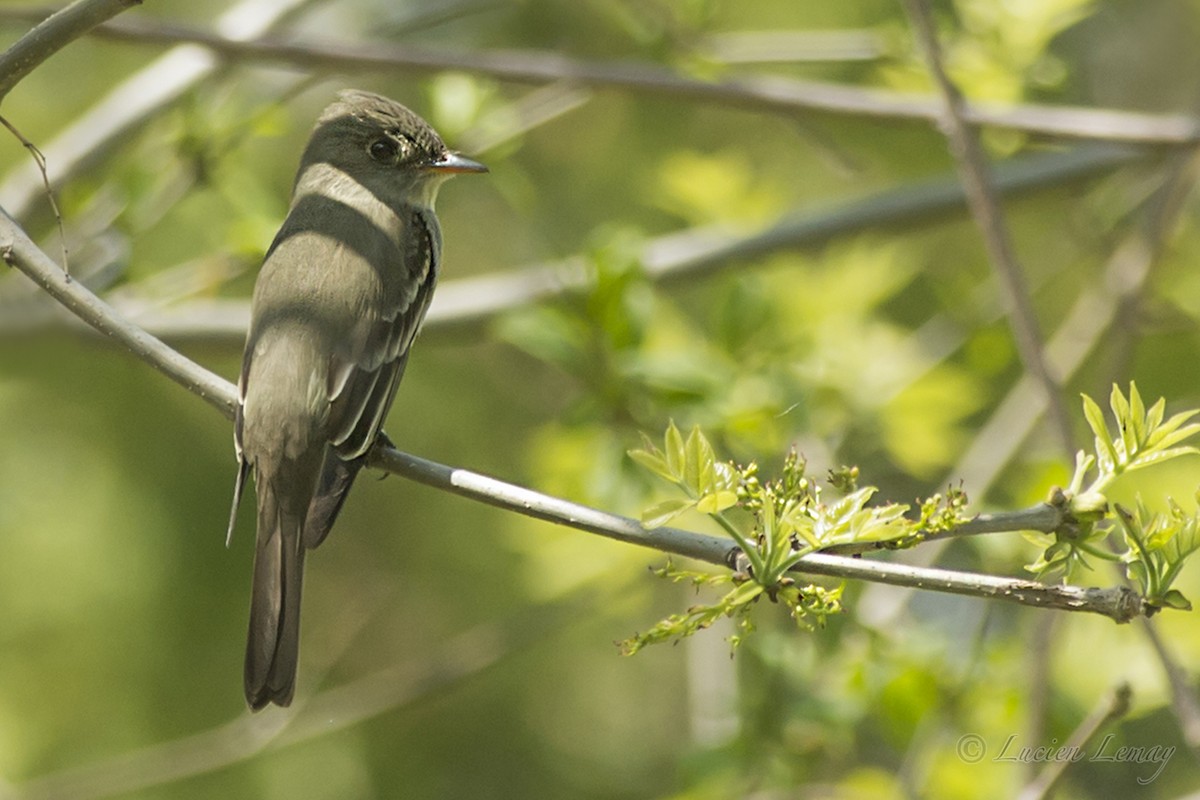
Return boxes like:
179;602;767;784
368;139;399;163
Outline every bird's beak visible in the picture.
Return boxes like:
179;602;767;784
427;152;488;174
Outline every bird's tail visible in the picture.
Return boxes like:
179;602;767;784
245;478;306;710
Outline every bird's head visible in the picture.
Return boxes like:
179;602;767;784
296;90;486;209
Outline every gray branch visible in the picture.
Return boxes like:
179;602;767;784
0;208;236;419
0;0;140;102
1;190;1149;624
0;0;318;221
0;9;1196;144
903;0;1074;455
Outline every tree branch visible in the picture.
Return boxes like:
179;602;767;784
903;0;1074;455
1;174;1151;625
0;8;1196;145
1017;682;1133;800
0;0;319;221
0;208;236;419
0;0;140;102
1140;616;1200;757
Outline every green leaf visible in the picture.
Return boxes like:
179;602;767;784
664;420;685;481
628;447;674;482
1147;419;1200;452
1127;446;1200;472
682;424;718;494
1145;396;1165;435
1129;381;1147;448
1067;450;1095;494
826;486;877;529
1082;394;1118;470
697;490;738;515
1160;589;1193;611
642;498;695;528
1111;384;1134;465
725;580;766;607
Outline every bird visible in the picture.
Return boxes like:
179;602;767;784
226;90;486;710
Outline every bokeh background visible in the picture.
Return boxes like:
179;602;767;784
2;0;1200;797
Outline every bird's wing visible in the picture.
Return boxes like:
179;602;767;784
326;206;440;459
302;207;440;549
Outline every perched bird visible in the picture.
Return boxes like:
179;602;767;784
227;90;486;710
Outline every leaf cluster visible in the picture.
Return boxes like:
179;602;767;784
621;422;968;653
625;385;1200;653
1028;383;1200;600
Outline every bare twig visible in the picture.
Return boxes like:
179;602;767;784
1016;683;1133;800
0;0;318;221
11;573;628;800
953;147;1200;494
0;8;1196;145
700;29;886;65
13;623;505;800
0;208;235;418
1022;613;1057;785
0;0;140;102
903;0;1074;455
0;113;67;270
860;150;1200;627
1140;618;1200;757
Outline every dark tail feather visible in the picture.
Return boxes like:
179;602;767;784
302;453;364;549
245;482;305;710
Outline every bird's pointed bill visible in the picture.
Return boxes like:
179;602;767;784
427;152;487;174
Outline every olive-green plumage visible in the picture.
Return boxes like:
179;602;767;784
228;90;485;710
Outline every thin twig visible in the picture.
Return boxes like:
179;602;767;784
0;8;1196;145
14;622;504;800
0;113;67;271
1022;613;1057;785
1140;618;1200;757
0;0;319;221
903;0;1074;455
1016;683;1133;800
0;0;140;102
11;574;626;800
0;208;235;418
953;148;1200;495
2;205;1149;622
860;151;1200;626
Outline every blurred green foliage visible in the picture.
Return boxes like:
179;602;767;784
2;0;1200;798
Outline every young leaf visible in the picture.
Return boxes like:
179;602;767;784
628;447;674;483
642;498;696;528
1160;589;1193;611
1127;446;1200;473
1146;415;1200;451
1129;381;1147;448
683;424;708;493
664;420;685;481
1145;396;1165;436
1111;384;1134;465
697;490;738;515
1082;394;1118;471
